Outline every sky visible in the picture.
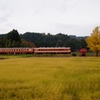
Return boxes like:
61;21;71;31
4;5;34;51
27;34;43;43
0;0;100;36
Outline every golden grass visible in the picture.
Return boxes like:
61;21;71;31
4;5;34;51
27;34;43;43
0;57;100;100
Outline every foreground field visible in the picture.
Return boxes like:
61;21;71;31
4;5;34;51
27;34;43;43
0;57;100;100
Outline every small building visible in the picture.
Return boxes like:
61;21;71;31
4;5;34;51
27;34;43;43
79;48;87;56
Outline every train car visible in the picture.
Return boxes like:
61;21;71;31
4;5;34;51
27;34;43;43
79;48;87;56
0;48;34;54
34;47;71;54
0;47;71;54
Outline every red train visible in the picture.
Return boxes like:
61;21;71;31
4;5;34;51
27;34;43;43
0;47;71;54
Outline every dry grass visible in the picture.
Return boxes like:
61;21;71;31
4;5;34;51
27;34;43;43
0;57;100;100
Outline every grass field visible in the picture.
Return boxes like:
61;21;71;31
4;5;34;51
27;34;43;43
0;56;100;100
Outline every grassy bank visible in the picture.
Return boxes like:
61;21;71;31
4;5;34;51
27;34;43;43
0;57;100;100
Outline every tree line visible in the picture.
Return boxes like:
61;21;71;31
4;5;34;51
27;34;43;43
20;32;87;51
0;29;87;52
1;26;100;56
0;29;36;48
0;29;87;51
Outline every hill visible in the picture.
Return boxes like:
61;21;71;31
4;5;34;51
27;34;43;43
0;30;87;51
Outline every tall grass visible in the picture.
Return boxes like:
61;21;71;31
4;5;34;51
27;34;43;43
0;57;100;100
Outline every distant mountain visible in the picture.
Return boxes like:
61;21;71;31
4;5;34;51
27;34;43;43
69;35;88;39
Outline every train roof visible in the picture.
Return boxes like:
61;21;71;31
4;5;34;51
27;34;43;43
35;47;71;49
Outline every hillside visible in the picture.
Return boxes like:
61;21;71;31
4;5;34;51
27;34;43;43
20;32;87;51
0;30;87;51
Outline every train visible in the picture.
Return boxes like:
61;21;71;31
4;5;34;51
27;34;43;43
0;47;71;54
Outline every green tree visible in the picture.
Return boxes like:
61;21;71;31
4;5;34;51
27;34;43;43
6;29;22;47
79;39;87;48
86;26;100;56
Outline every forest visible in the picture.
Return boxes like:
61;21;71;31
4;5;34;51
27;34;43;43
0;29;87;52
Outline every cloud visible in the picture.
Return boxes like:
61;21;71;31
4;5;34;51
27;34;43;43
0;0;100;36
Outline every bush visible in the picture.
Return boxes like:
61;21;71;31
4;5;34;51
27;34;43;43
72;53;76;56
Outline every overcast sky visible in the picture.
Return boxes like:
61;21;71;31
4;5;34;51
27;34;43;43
0;0;100;36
